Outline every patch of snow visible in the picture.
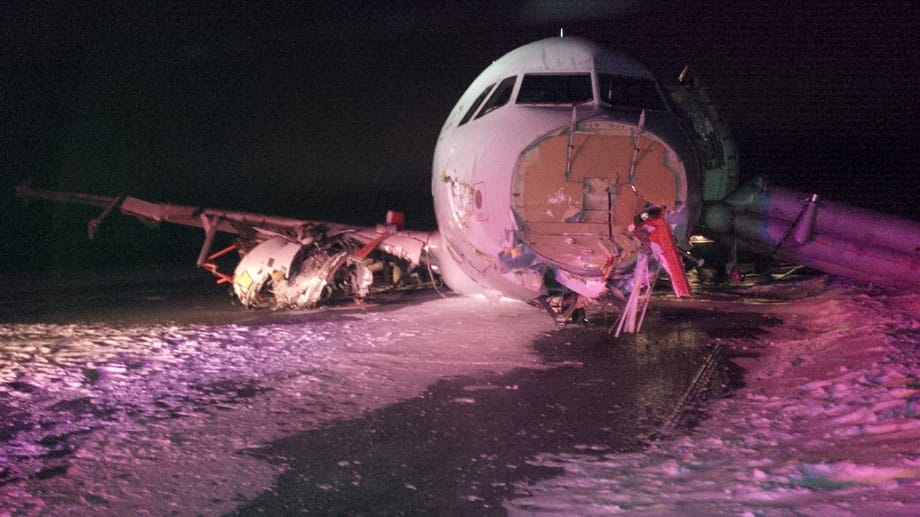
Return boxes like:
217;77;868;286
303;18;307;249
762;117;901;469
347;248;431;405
506;285;920;515
0;295;553;516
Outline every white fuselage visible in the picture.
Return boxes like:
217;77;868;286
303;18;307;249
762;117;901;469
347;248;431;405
430;37;702;302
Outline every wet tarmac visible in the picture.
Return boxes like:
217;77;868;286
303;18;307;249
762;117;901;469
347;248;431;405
0;268;776;515
230;307;771;515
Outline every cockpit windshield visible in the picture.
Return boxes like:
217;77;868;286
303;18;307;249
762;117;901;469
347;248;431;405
475;76;517;119
458;82;495;126
597;73;666;111
516;74;592;104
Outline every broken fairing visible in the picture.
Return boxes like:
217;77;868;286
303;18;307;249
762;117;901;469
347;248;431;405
232;237;360;309
266;249;368;309
232;231;422;309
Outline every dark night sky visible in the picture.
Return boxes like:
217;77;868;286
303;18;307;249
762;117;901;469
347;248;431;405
2;1;917;271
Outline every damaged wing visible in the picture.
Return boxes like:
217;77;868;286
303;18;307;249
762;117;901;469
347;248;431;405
16;183;437;309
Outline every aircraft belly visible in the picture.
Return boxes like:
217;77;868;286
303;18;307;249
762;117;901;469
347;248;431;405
433;231;544;300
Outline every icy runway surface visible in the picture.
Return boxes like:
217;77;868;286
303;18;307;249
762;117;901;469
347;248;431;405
1;271;919;515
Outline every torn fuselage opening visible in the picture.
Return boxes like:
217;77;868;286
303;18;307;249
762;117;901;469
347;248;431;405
511;119;690;298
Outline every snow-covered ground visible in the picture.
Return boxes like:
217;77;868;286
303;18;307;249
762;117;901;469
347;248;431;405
1;274;919;516
507;280;920;516
0;291;554;516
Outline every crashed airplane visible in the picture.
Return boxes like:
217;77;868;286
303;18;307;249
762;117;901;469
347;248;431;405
17;37;920;333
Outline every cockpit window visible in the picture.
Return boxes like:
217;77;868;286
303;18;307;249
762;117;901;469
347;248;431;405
597;74;666;111
475;76;516;119
458;82;495;126
516;74;592;104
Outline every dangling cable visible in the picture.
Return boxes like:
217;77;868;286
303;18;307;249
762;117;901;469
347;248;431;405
424;232;447;298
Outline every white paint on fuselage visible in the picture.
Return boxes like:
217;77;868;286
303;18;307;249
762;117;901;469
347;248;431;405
430;37;695;301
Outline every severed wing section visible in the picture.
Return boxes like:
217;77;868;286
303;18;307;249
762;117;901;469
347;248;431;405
16;183;437;309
